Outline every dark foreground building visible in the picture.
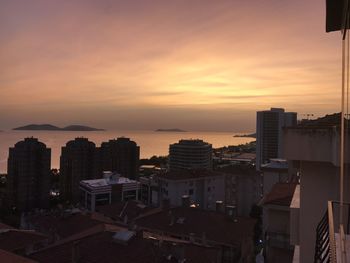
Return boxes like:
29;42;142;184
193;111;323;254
7;138;51;212
136;206;256;262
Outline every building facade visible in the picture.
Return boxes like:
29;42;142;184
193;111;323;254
256;108;297;170
100;137;140;180
79;171;139;211
169;139;212;171
261;182;297;263
217;165;263;217
7;138;51;212
60;138;100;204
261;158;291;196
156;169;225;210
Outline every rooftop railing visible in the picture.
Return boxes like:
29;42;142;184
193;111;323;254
314;201;350;263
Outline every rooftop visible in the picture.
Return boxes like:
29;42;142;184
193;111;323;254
157;169;224;181
0;222;14;230
261;159;288;170
0;249;37;263
96;200;157;224
170;139;212;147
297;113;349;129
29;229;220;263
0;229;47;252
136;206;256;247
26;213;103;239
80;172;137;188
261;183;298;207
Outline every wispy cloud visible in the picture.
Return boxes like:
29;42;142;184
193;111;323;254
0;0;342;131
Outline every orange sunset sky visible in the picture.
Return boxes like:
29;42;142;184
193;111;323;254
0;0;344;131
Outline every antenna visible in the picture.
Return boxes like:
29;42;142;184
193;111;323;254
301;113;314;120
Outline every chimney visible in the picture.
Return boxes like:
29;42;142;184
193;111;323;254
215;201;224;213
181;195;190;208
103;171;113;179
225;205;237;222
71;241;80;263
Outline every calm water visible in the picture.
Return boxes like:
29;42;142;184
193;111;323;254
0;130;255;173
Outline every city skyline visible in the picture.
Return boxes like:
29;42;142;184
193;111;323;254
1;0;342;131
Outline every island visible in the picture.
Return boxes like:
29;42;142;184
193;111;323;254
155;128;187;132
233;133;256;138
13;124;105;131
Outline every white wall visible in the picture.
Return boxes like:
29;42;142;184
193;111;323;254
160;176;225;210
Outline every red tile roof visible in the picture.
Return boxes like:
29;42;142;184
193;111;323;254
0;230;47;252
27;213;103;239
96;201;156;224
0;249;37;263
29;230;220;263
261;183;297;206
136;207;256;247
0;222;14;230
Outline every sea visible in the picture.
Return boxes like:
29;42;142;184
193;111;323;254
0;130;255;173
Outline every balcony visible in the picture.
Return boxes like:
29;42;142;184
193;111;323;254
314;201;350;263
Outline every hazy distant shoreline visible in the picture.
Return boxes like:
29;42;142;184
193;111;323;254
233;133;256;138
155;128;187;132
13;124;105;131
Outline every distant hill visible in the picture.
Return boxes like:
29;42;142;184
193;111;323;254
62;125;104;131
233;133;256;138
155;128;187;132
13;124;60;131
13;124;105;131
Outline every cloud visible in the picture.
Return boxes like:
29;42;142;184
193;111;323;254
0;0;343;131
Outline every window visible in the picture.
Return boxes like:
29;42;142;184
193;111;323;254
189;189;194;195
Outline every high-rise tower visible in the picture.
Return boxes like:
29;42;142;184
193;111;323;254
100;137;140;180
169;139;212;171
7;138;51;212
60;138;99;203
256;108;297;170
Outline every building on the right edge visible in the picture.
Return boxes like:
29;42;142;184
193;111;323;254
284;114;350;263
256;108;297;170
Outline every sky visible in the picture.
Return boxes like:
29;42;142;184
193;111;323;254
0;0;344;132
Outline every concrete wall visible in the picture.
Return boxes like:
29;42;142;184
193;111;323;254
290;185;300;246
283;128;342;166
263;204;293;263
299;162;339;263
236;173;262;216
283;128;350;263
